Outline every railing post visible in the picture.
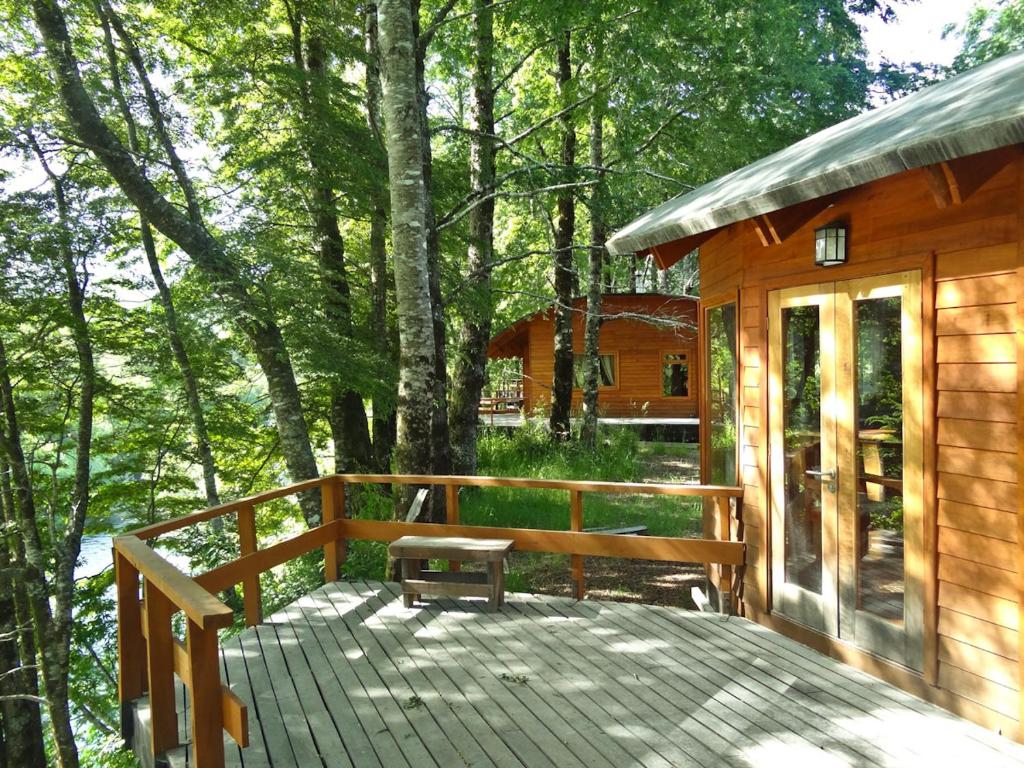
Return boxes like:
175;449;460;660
570;490;584;600
238;504;261;626
186;618;225;768
446;484;461;572
717;495;733;615
322;477;347;582
114;549;146;743
143;580;178;756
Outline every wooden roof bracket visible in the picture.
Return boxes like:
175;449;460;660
650;228;721;269
750;195;838;247
923;148;1018;209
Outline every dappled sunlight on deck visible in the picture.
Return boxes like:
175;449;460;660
144;580;1024;768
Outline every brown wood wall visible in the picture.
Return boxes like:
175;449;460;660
698;147;1022;736
521;295;699;418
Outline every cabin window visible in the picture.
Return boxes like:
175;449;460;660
661;352;691;397
706;302;738;485
573;354;616;388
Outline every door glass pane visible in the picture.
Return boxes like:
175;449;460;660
855;296;904;623
707;304;737;485
782;305;823;593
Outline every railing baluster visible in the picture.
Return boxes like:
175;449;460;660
143;580;178;755
186;618;225;768
322;477;346;581
114;548;146;742
238;504;261;627
446;484;461;572
570;490;584;599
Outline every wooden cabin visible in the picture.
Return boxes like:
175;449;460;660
487;293;699;418
606;49;1024;739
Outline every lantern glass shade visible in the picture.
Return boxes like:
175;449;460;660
814;223;848;267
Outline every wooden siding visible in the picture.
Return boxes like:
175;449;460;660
698;147;1022;737
520;295;699;418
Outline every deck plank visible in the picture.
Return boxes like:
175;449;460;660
502;591;747;767
374;581;642;768
338;583;531;768
132;581;1024;768
331;581;514;767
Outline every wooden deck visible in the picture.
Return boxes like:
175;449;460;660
138;580;1024;768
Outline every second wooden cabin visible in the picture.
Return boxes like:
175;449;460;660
487;293;699;418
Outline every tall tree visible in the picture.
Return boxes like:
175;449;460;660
365;1;398;472
378;0;436;485
30;0;323;524
413;0;454;497
548;29;576;441
449;0;496;475
0;449;46;768
94;1;222;508
579;76;606;449
284;1;374;473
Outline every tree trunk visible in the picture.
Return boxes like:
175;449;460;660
96;7;223;508
32;0;322;525
0;464;46;768
412;0;452;515
365;3;397;472
580;86;606;450
286;12;374;474
0;332;77;768
449;0;495;476
378;0;436;484
628;254;638;292
549;30;576;442
0;457;45;768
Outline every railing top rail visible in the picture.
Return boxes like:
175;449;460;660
113;535;234;630
336;474;743;497
130;476;325;540
128;473;742;541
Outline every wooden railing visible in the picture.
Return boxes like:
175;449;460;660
113;473;743;767
478;396;524;424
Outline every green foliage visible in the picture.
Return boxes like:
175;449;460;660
950;0;1024;71
0;0;917;761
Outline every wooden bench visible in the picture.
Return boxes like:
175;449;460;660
388;536;514;610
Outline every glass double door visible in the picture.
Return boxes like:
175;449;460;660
768;272;923;670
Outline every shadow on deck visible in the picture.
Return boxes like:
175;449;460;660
138;580;1024;768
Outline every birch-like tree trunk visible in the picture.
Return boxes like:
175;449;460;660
378;0;436;481
412;1;452;507
580;85;607;449
549;30;576;441
365;2;398;472
32;0;323;524
449;0;495;475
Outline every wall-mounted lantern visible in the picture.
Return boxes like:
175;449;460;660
814;222;848;267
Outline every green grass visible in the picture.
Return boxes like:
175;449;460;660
341;420;703;582
461;421;701;537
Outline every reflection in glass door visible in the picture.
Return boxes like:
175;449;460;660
836;273;923;671
768;286;837;635
769;273;922;670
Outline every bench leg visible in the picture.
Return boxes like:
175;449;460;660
487;561;503;610
401;558;419;608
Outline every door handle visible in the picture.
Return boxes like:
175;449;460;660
805;468;837;493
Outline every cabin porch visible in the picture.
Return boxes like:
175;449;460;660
135;579;1024;768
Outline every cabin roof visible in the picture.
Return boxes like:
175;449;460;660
487;292;697;358
605;48;1024;259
